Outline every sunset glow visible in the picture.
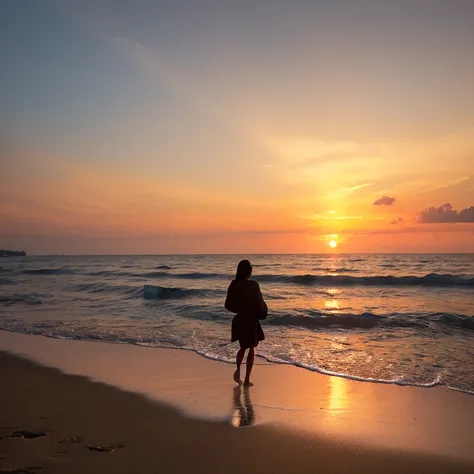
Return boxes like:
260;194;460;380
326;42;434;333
1;1;474;254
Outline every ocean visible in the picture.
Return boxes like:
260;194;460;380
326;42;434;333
0;254;473;394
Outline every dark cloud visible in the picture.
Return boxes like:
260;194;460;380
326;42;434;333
419;203;474;223
373;196;395;206
390;217;404;224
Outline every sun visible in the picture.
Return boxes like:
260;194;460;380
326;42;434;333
329;239;338;248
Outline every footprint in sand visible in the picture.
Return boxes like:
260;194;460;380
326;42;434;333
0;467;42;474
88;443;124;453
57;436;85;444
10;431;50;439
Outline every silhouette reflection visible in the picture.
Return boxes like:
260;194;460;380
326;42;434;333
231;386;255;427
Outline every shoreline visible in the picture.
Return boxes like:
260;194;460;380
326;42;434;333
1;329;474;463
2;328;472;397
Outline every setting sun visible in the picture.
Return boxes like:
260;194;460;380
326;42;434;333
329;240;338;248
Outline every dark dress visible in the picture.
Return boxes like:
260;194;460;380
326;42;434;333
225;279;268;349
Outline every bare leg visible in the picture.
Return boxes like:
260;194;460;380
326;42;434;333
244;347;255;387
234;348;246;384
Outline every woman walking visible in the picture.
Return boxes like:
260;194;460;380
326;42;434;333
225;260;268;386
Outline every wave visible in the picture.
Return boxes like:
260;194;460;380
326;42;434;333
143;284;206;299
268;312;379;329
19;267;472;288
312;267;360;273
266;311;474;331
131;271;168;278
257;353;446;391
173;304;229;321
160;272;222;279
0;295;43;306
81;270;474;287
253;263;284;267
435;313;474;330
256;273;474;287
68;282;222;299
22;268;77;276
123;271;224;279
72;283;141;297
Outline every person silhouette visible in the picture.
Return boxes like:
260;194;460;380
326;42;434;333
225;260;268;386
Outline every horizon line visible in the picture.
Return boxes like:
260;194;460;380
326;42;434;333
9;252;474;257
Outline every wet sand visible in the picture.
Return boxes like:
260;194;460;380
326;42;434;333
0;330;473;473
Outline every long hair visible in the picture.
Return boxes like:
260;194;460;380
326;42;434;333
235;259;252;280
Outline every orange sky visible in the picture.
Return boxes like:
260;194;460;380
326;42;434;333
1;1;474;254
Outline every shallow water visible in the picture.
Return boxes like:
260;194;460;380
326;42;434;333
0;254;473;393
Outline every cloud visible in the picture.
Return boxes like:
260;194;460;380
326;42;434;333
259;136;361;164
373;195;395;206
325;183;372;200
346;224;474;237
390;217;404;224
419;203;474;223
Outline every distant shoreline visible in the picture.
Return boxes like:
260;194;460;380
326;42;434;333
0;249;26;257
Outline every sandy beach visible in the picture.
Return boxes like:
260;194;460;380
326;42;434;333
1;331;473;473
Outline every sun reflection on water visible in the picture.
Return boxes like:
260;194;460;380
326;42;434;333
324;299;340;311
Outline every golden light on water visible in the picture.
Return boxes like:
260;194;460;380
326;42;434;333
329;240;338;248
324;299;340;311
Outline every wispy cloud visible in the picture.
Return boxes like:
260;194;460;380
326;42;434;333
325;183;372;200
344;224;474;237
411;176;470;196
303;212;363;221
115;37;256;144
259;136;361;164
115;37;186;98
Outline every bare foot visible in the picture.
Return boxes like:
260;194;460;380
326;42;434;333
233;370;241;385
243;380;253;387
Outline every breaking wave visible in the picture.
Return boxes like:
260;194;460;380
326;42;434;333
16;267;473;289
267;311;474;331
257;273;474;287
0;295;43;306
22;268;77;276
143;284;209;299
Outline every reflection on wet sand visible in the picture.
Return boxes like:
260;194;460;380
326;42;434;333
232;386;255;427
326;376;348;426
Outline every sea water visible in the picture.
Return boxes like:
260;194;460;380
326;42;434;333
0;254;473;393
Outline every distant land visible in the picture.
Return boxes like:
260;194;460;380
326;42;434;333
0;249;27;257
